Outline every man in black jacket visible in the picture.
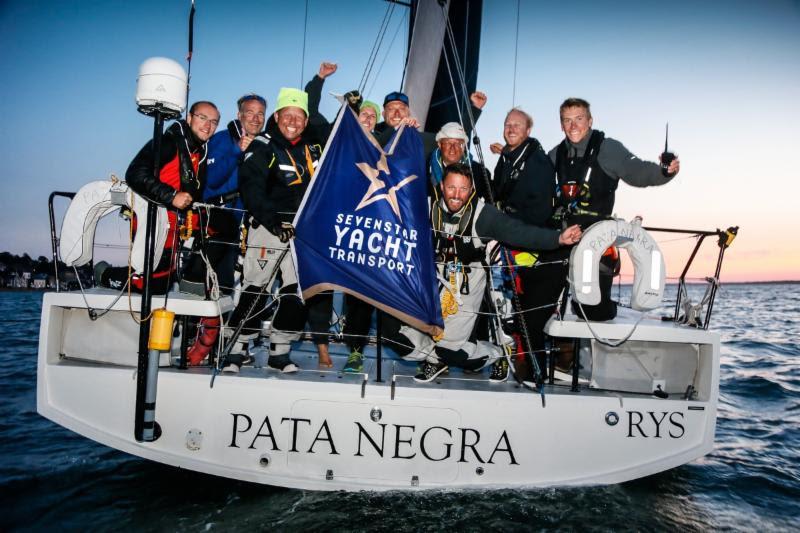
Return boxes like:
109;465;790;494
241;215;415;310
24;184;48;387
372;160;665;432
224;88;332;373
489;107;557;380
98;101;221;295
546;97;680;321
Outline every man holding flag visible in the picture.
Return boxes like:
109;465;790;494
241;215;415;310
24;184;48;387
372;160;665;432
292;102;445;364
223;87;332;373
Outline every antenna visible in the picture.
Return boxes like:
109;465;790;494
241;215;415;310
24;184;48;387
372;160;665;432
660;122;676;176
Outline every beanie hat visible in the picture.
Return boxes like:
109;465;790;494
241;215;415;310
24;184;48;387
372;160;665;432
275;87;308;115
360;100;381;119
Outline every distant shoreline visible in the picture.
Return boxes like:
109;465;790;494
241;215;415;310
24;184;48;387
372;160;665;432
2;280;798;293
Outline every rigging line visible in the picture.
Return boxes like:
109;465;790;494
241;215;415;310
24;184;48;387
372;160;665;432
440;4;493;202
447;19;478;139
366;9;407;99
463;0;470;75
300;0;309;87
512;0;520;106
362;1;397;93
441;36;464;128
359;1;395;93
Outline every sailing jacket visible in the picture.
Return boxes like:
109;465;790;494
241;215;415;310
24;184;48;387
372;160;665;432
124;120;206;283
548;129;675;227
493;137;556;228
204;120;245;210
430;191;562;298
126;120;206;206
432;194;562;268
238;122;322;233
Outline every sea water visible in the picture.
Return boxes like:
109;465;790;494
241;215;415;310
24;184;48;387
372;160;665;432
1;284;798;531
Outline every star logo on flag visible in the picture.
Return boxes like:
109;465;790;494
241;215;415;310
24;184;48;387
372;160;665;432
354;152;418;222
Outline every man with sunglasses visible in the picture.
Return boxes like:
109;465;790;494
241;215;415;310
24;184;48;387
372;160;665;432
97;101;222;297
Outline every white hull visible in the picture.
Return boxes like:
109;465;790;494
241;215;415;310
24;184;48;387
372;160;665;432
37;289;720;491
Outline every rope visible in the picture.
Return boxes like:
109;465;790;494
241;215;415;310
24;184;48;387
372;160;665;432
512;0;520;106
359;1;396;93
567;274;648;348
441;35;464;127
74;265;128;320
300;0;309;86
366;10;408;99
439;2;493;203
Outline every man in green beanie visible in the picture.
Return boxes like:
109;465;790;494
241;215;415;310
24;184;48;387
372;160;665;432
223;87;333;373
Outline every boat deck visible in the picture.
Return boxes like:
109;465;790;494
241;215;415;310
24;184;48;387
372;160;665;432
149;340;625;400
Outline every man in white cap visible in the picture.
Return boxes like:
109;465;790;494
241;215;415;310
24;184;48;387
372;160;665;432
223;87;332;373
430;121;493;201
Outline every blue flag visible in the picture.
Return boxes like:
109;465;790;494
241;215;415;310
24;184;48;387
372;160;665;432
293;107;443;335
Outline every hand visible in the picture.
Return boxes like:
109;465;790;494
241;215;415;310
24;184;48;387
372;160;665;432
238;134;254;152
272;222;296;243
489;142;504;155
558;224;582;246
470;91;487;109
172;191;193;210
661;155;680;176
399;116;420;129
318;62;338;79
343;89;363;112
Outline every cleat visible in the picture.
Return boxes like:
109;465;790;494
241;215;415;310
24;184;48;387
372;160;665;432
414;361;448;383
342;350;364;373
489;358;509;383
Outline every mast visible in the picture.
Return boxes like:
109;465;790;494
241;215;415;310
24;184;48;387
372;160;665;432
403;0;483;133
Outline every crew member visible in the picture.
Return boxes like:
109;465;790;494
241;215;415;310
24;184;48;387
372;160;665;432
430;121;493;201
546;97;680;321
97;101;221;296
358;100;381;135
489;107;556;380
224;88;331;373
203;93;268;292
341;93;488;373
374;90;487;158
384;163;581;382
340;98;386;374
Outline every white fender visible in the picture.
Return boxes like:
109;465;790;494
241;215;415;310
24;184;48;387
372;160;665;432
569;218;665;311
59;180;168;274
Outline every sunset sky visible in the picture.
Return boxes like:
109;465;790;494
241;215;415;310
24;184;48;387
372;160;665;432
1;0;798;282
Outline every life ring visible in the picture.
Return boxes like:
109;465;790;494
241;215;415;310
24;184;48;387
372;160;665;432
60;180;168;274
569;217;665;311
